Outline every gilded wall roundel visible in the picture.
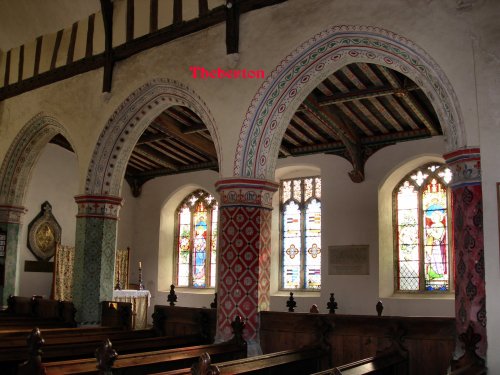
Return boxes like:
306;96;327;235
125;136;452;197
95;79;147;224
27;201;61;261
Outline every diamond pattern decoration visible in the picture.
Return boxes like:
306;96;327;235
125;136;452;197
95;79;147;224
217;205;272;342
451;180;486;358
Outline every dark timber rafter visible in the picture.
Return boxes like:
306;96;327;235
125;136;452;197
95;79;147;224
379;67;439;136
302;96;366;182
100;0;114;92
226;0;240;54
152;113;218;160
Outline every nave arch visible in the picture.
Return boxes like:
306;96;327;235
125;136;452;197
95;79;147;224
84;78;222;198
0;113;76;303
234;25;466;180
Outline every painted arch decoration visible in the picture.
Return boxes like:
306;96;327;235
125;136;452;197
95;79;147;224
0;113;74;207
234;25;465;179
85;78;221;197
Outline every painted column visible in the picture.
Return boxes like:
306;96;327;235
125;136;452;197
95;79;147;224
215;178;278;346
444;148;486;357
72;195;122;323
0;205;27;305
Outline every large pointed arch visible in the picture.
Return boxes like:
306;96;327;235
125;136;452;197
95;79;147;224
0;113;76;207
234;25;466;179
85;78;221;196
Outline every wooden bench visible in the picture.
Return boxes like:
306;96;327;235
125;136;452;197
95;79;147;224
38;316;246;375
0;296;76;330
157;347;326;375
310;352;408;375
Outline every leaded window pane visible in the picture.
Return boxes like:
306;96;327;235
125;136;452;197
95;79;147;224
280;176;321;290
175;190;218;289
394;164;452;293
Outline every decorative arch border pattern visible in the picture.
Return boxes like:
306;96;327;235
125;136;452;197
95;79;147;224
85;78;221;196
0;113;74;207
234;25;466;179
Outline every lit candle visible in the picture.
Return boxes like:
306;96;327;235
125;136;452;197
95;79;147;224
139;261;142;269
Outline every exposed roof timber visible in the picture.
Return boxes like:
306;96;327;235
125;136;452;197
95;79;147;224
326;74;388;134
136;132;171;144
291;114;328;143
316;85;419;106
147;142;194;164
134;146;179;170
342;66;404;132
152;113;217;159
378;66;439;136
280;145;291;156
181;123;209;134
302;96;365;182
131;161;218;179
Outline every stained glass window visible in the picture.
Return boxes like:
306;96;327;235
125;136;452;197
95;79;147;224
175;190;218;288
394;164;452;292
280;176;321;290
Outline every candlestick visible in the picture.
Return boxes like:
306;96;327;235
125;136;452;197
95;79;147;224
139;261;142;269
138;263;144;290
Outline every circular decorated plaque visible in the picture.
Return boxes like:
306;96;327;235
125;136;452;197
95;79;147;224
27;202;61;261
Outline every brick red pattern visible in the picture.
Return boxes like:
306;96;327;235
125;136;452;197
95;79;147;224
217;206;272;342
452;184;486;357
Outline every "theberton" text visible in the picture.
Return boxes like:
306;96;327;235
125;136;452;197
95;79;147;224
189;66;265;79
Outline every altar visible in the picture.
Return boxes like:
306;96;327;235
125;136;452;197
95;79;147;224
112;289;151;329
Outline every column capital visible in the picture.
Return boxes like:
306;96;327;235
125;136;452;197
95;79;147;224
74;195;123;220
443;148;481;188
0;205;27;224
215;178;279;210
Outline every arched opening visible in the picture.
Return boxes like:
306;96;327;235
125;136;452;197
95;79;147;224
0;114;77;302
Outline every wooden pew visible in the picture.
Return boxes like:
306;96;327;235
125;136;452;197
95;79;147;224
157;347;326;375
0;296;76;330
310;352;408;375
39;316;247;375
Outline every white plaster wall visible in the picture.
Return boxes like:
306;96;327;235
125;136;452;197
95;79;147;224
18;144;78;298
118;170;220;323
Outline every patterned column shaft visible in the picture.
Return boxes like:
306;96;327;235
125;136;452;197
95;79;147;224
215;178;278;343
444;148;486;357
72;195;122;323
0;205;27;305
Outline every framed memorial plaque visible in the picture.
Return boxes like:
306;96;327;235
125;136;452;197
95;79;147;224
328;245;369;275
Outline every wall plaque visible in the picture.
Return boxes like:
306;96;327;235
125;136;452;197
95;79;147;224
328;245;369;275
27;201;61;261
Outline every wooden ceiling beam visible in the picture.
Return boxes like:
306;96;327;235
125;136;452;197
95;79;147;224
301;96;365;182
134;146;179;170
378;66;439;136
147;142;193;164
316;85;419;106
182;123;209;134
152;113;217;159
325;74;388;134
136;132;171;144
132;161;219;179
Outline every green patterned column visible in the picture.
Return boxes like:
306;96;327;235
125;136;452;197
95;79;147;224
73;195;122;323
0;205;27;305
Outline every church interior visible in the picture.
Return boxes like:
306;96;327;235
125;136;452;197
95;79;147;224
0;0;499;373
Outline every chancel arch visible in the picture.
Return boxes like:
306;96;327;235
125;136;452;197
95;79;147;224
0;113;76;303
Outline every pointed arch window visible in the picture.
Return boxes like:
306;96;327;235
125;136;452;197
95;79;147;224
280;177;321;290
394;163;453;292
175;190;218;288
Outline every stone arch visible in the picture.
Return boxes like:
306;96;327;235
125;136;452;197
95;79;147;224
0;113;76;206
85;78;221;196
234;25;466;180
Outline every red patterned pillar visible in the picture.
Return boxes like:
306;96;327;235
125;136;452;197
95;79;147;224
444;148;486;357
215;178;278;344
